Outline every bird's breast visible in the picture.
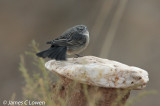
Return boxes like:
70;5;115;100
67;34;89;55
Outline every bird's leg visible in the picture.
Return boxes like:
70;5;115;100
75;54;82;58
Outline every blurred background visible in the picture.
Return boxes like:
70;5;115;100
0;0;160;106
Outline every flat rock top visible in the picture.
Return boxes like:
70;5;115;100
45;56;149;89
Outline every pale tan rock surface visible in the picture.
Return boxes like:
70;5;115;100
45;56;149;89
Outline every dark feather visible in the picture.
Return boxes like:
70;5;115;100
36;46;67;60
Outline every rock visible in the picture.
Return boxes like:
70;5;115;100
45;56;149;89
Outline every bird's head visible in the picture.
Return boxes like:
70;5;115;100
74;25;89;36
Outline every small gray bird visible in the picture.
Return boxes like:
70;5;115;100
36;25;89;60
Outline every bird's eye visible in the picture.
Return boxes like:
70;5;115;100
78;28;84;31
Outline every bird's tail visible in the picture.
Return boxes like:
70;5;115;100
36;46;67;60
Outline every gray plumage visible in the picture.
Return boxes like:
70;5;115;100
36;25;89;60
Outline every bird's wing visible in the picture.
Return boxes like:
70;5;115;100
47;33;86;47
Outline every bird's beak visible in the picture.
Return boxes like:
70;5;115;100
84;30;89;35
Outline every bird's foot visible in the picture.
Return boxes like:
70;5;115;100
75;54;83;58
